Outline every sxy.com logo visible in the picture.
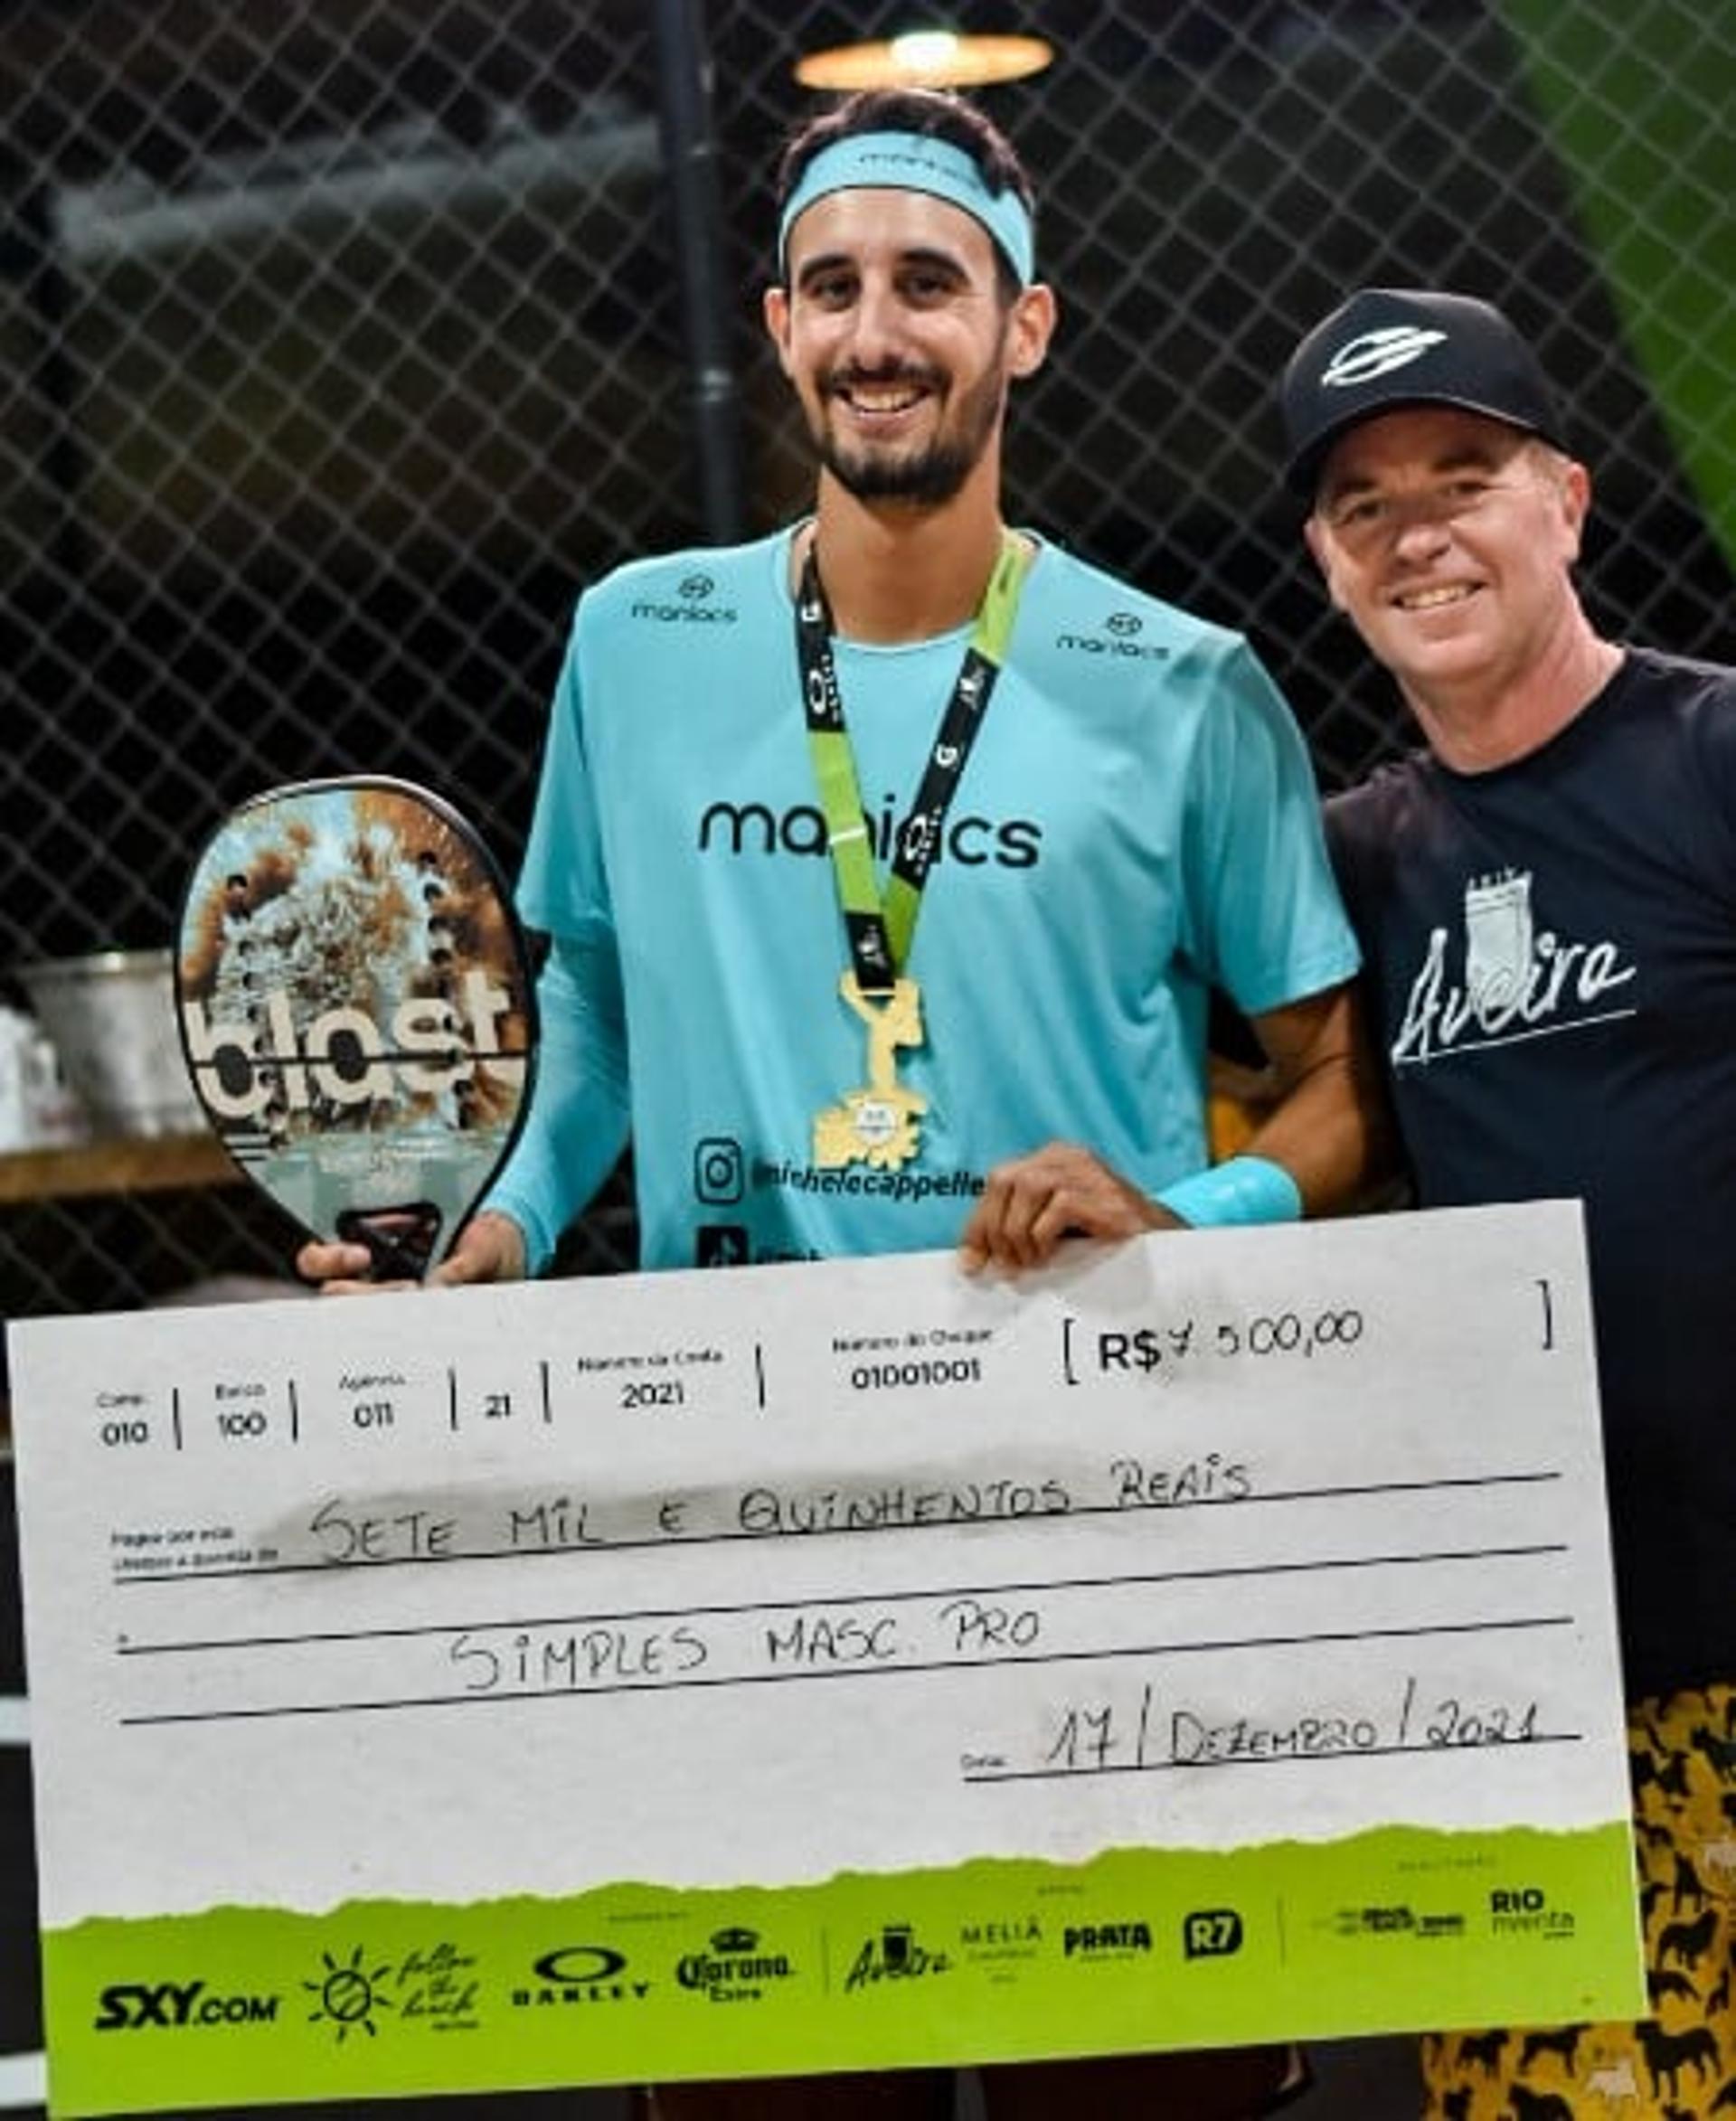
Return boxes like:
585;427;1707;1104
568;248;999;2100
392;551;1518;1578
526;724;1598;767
93;1977;279;2033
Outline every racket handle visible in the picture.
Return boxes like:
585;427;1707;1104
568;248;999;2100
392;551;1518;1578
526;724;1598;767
335;1204;443;1284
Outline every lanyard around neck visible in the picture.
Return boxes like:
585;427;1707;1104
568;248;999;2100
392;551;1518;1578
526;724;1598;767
796;529;1032;996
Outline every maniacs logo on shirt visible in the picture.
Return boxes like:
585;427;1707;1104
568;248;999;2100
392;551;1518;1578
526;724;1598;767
631;573;740;625
1391;869;1637;1067
697;793;1041;869
1055;609;1171;663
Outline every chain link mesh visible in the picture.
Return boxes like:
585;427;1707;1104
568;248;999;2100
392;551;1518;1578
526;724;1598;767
1;0;1731;1334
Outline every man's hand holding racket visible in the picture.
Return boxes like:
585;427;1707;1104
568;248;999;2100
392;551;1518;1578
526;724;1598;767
177;778;537;1296
297;1206;527;1294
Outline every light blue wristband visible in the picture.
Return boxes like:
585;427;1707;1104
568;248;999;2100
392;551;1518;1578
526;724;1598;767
1155;1155;1303;1228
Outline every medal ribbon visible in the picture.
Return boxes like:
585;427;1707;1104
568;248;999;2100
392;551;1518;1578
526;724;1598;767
796;528;1032;995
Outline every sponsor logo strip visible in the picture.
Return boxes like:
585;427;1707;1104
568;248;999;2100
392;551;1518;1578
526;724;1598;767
41;1823;1636;2112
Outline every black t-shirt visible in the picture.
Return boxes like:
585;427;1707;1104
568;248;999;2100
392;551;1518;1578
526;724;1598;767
1328;647;1736;1699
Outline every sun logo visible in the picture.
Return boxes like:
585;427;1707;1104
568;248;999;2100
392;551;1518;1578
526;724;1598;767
304;1945;393;2041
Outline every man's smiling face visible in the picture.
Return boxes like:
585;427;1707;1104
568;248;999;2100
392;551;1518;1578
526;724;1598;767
1306;405;1590;713
765;186;1047;509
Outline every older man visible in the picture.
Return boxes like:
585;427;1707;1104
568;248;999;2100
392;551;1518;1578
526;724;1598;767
1285;285;1736;2119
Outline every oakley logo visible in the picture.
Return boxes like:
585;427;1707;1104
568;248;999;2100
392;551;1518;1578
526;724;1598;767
804;667;841;725
901;813;938;863
533;1947;629;1984
1321;326;1448;389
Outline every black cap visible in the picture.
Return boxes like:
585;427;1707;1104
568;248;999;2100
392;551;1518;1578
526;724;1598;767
1280;288;1566;495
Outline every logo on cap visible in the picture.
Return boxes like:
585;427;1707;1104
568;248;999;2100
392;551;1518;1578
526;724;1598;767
1321;325;1448;391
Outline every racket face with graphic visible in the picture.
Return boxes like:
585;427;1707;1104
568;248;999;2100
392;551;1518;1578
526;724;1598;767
175;777;536;1279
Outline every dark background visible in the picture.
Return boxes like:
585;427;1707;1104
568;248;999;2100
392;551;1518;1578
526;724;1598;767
0;0;1730;1318
0;0;1730;2099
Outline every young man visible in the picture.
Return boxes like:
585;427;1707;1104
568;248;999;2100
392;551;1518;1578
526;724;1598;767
1284;285;1736;2118
307;90;1381;2118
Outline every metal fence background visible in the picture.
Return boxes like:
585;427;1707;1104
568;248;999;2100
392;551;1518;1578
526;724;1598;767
0;0;1731;1326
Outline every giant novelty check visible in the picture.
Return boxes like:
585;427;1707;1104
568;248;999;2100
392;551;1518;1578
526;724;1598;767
10;1202;1644;2113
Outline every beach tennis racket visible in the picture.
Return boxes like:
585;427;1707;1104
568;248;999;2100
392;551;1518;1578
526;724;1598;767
175;776;537;1281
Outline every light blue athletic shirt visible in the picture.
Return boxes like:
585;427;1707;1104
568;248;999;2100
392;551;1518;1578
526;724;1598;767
484;528;1358;1271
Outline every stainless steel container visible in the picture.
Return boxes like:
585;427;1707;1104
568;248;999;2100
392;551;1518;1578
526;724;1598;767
17;948;204;1139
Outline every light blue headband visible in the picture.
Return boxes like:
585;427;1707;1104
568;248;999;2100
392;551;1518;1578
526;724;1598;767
777;130;1035;288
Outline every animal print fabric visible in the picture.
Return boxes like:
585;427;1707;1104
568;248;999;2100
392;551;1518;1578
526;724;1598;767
1421;1684;1736;2117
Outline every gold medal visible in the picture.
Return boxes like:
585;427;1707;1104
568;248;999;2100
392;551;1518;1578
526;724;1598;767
796;532;1032;1183
813;973;928;1170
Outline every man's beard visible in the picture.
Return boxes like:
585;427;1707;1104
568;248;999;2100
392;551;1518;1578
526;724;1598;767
808;361;1005;507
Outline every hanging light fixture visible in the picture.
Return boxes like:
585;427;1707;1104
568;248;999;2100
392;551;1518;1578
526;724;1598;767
794;28;1054;91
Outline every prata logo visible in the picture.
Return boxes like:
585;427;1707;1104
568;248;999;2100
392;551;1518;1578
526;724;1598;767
696;797;1041;869
1061;1921;1152;1958
1320;325;1448;389
94;1980;279;2032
